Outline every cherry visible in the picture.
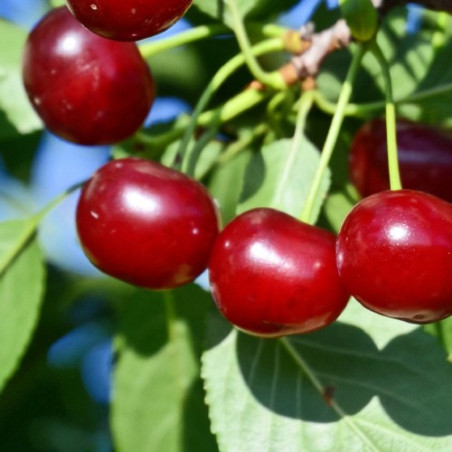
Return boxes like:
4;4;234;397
66;0;193;41
336;189;452;323
22;7;155;145
349;119;452;203
76;158;220;289
208;208;350;338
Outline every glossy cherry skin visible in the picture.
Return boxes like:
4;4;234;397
67;0;193;41
208;208;350;338
350;119;452;203
76;158;220;289
337;190;452;323
22;7;155;145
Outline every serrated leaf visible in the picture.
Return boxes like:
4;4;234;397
202;307;452;452
0;20;42;135
0;218;40;274
112;285;217;452
0;238;45;391
238;138;330;224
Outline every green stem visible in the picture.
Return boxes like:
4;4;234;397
217;123;268;165
163;290;177;342
226;0;286;90
0;181;85;276
273;91;314;207
138;23;287;59
178;38;285;174
314;82;452;118
139;24;228;58
370;41;402;191
300;44;367;224
36;180;86;220
199;88;270;126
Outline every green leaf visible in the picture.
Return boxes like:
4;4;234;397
0;237;45;391
317;11;435;111
398;40;452;127
208;149;252;225
192;0;298;27
0;20;42;135
339;0;378;42
202;304;452;452
238;138;331;224
322;189;355;232
0;218;40;274
112;285;218;452
161;137;224;180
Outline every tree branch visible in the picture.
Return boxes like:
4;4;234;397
276;0;451;85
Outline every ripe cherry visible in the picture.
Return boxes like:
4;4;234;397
22;7;155;145
208;208;350;337
337;190;452;323
67;0;193;41
349;119;452;203
76;158;220;289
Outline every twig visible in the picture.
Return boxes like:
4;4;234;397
277;0;451;85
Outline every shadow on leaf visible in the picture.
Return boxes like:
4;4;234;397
236;321;452;437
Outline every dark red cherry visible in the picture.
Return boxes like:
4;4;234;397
208;208;350;338
76;158;220;289
22;7;155;145
349;119;452;203
67;0;193;41
337;189;452;323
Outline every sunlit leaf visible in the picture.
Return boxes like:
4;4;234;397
202;303;452;452
238;138;330;224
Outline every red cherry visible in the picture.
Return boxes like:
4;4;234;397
67;0;193;41
76;158;220;289
22;7;155;145
208;208;350;338
337;189;452;323
349;119;452;203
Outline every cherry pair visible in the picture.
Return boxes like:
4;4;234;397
22;1;193;145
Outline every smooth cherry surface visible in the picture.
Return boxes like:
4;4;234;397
67;0;193;41
337;190;452;323
76;158;219;289
208;208;350;337
349;119;452;203
23;7;155;145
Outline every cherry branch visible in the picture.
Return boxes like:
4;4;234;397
277;0;451;85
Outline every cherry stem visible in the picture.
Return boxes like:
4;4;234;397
313;81;452;117
178;38;286;175
272;91;314;207
370;41;402;191
138;23;287;59
0;180;86;276
300;44;367;224
227;0;286;90
217;123;268;165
